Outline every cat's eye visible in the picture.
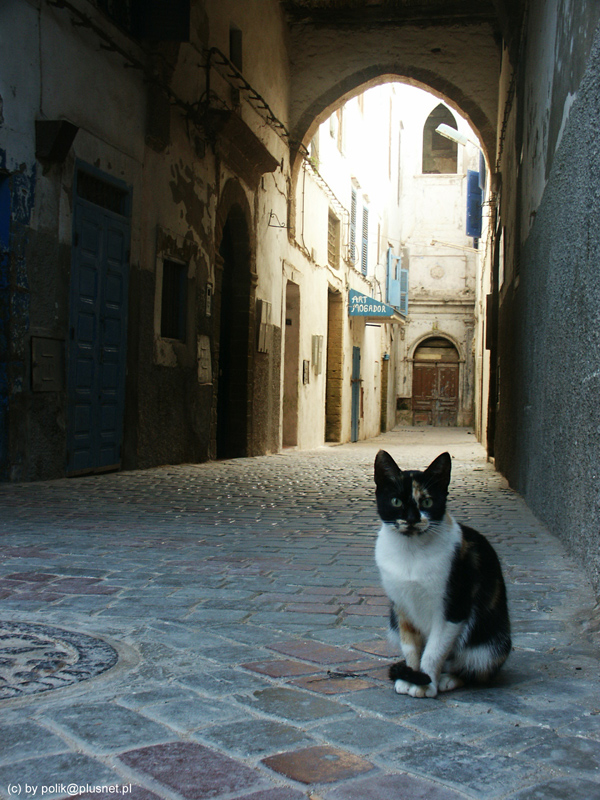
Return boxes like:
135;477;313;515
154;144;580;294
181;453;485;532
420;497;433;509
391;497;403;508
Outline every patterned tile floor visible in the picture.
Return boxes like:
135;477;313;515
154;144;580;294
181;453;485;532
0;428;599;800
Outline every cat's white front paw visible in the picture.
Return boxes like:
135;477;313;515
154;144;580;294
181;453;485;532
438;673;464;693
394;679;438;698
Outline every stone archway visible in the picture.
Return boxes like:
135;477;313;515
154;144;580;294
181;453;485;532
286;12;501;184
287;60;497;237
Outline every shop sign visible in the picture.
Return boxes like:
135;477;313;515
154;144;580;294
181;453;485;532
348;289;396;317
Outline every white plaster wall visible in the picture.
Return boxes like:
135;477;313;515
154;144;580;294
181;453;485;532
39;3;146;162
390;85;484;424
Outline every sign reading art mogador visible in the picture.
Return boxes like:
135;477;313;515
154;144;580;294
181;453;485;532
348;288;396;317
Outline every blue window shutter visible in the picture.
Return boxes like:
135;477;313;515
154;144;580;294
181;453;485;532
350;188;357;264
361;207;368;275
387;248;401;308
399;268;409;315
466;169;482;238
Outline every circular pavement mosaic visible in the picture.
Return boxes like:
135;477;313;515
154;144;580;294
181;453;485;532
0;621;118;699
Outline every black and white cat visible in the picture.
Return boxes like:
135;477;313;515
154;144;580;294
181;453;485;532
374;450;511;698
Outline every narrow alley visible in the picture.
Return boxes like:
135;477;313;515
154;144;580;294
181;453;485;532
0;428;598;800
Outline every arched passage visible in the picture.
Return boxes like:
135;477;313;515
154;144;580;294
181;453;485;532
214;182;256;459
288;71;494;238
286;11;501;178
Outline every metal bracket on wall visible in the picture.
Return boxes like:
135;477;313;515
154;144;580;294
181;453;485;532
268;211;288;229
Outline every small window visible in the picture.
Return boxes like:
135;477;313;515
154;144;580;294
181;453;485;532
327;211;340;269
422;104;458;174
161;259;187;341
229;24;243;71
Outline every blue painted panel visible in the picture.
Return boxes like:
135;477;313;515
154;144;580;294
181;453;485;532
386;247;402;308
466;169;483;238
351;346;361;443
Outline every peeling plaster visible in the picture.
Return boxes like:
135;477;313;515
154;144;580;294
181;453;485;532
169;162;210;248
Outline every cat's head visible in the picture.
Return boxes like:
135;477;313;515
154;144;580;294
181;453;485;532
374;450;451;536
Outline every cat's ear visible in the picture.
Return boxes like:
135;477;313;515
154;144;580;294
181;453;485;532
374;450;402;487
423;452;452;490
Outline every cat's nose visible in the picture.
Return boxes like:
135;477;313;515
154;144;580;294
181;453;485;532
406;505;420;525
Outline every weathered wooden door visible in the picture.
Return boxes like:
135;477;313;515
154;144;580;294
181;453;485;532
413;363;459;426
437;364;459;425
412;338;459;426
67;167;130;475
412;364;437;426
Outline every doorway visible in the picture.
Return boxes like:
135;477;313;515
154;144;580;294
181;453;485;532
282;282;300;447
66;165;131;475
412;337;459;426
325;289;343;442
217;206;251;459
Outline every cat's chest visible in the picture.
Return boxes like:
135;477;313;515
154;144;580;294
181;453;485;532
375;523;460;611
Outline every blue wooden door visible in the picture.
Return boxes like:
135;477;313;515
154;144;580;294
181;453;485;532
351;346;361;442
67;188;130;475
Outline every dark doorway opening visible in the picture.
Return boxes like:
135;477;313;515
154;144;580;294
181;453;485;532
217;206;251;459
283;281;300;448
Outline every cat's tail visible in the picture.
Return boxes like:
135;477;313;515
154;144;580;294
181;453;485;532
388;660;432;686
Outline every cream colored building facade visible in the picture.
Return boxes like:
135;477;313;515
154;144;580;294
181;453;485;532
390;86;489;430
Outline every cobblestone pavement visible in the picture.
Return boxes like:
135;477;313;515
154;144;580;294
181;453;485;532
0;427;599;800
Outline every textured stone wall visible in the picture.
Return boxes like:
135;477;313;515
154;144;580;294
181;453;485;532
495;7;600;594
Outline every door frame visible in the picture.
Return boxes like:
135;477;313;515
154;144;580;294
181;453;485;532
410;334;461;427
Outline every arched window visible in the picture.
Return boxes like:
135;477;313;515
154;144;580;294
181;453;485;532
422;104;458;174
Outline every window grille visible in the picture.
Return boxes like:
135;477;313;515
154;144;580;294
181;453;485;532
76;170;128;216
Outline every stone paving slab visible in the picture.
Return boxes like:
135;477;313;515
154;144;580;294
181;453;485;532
0;427;599;799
